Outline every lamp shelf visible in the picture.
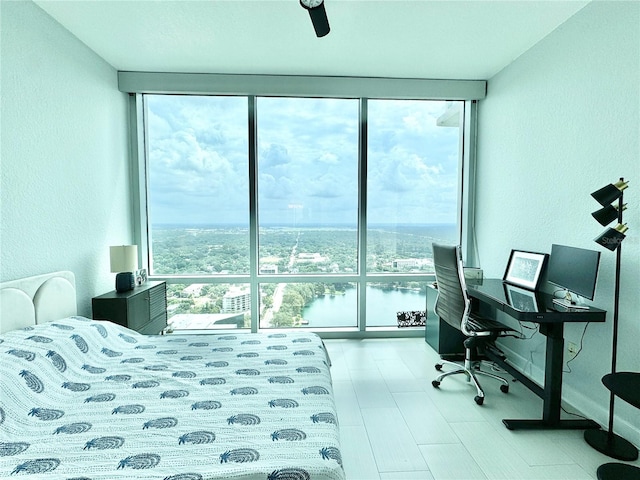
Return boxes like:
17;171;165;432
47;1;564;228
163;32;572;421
595;463;640;480
585;373;640;469
602;372;640;409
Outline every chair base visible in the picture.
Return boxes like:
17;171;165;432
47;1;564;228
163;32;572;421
432;356;509;405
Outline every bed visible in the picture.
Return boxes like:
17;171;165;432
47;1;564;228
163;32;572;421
0;272;345;480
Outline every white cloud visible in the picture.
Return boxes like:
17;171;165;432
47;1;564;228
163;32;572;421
146;95;460;226
317;152;339;165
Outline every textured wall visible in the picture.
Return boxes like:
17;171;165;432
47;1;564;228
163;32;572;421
0;1;132;316
476;1;639;444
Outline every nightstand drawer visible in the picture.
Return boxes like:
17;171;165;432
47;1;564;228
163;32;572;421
149;284;167;319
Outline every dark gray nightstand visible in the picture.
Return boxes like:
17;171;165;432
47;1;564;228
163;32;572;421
92;281;167;335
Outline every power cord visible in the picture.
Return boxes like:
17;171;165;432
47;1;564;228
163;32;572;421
517;321;539;340
563;323;590;373
490;362;505;373
552;287;567;299
560;404;590;421
524;338;545;377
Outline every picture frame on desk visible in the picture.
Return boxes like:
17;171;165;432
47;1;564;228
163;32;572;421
504;283;541;312
503;249;548;290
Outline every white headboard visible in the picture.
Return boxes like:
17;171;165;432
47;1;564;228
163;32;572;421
0;271;77;334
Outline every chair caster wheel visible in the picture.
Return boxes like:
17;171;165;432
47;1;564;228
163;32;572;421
432;380;440;388
500;384;509;393
474;395;484;405
435;364;443;371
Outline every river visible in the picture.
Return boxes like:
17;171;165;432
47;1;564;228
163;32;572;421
301;286;427;328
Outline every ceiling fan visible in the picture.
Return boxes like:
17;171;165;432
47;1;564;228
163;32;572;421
300;0;330;37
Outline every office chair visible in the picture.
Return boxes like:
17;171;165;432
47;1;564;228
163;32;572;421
430;243;514;405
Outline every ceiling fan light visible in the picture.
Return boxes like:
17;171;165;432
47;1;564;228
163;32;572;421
300;0;330;37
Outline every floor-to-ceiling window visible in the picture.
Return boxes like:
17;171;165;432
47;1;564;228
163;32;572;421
365;99;461;327
130;74;481;334
146;95;252;330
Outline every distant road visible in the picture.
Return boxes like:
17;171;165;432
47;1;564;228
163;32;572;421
260;235;298;328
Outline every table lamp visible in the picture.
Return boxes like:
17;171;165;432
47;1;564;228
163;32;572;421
109;245;138;292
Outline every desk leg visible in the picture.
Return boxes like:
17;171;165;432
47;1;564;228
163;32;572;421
543;323;563;422
502;323;600;430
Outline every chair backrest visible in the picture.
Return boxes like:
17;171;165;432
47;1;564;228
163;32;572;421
432;243;470;332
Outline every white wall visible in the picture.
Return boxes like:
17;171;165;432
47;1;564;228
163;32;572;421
476;1;639;444
0;1;132;316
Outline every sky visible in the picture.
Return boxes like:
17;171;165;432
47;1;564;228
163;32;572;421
146;95;461;227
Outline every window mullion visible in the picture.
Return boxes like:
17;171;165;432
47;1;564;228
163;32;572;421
248;96;259;332
358;98;368;332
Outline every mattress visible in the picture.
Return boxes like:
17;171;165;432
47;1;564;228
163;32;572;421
0;317;345;480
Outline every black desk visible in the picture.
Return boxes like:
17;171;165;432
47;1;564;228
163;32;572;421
467;279;607;430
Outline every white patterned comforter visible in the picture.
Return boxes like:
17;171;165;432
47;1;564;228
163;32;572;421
0;317;344;480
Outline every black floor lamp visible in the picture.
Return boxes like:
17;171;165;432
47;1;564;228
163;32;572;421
584;178;638;464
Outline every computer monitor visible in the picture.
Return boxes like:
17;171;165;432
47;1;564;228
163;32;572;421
547;244;601;309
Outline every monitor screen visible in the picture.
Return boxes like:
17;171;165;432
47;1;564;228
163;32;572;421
547;244;601;300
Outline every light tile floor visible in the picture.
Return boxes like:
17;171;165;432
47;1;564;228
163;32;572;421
323;338;640;480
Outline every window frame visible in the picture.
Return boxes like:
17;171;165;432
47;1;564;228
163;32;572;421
127;74;481;337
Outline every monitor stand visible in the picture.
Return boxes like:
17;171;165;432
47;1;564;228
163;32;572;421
552;298;590;310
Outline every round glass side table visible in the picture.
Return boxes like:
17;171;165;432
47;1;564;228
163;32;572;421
589;372;640;480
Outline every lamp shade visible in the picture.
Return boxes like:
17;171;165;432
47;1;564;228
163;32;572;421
594;224;628;251
591;204;627;227
591;180;629;206
109;245;138;273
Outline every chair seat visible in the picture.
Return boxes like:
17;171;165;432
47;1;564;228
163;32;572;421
466;315;512;333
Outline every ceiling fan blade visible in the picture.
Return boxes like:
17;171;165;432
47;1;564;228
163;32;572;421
307;3;330;37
